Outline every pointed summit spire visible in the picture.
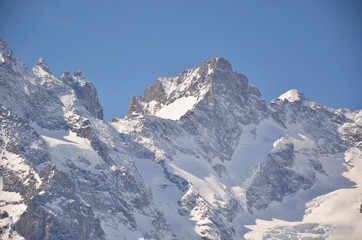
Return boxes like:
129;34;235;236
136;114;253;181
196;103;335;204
203;57;232;72
0;39;11;51
277;89;306;103
0;39;13;62
33;57;52;75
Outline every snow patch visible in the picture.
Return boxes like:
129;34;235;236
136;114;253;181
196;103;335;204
227;121;282;187
272;137;291;150
0;177;27;224
272;134;315;152
155;96;198;120
0;53;5;63
292;134;316;151
32;65;50;78
110;118;140;134
60;94;76;109
38;128;92;150
35;127;103;170
278;89;304;102
134;157;201;239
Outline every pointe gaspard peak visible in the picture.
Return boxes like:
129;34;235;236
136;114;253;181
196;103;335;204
0;39;361;240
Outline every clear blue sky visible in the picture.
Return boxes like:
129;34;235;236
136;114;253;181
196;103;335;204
1;0;361;120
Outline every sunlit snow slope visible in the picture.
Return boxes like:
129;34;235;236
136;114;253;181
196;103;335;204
112;58;362;240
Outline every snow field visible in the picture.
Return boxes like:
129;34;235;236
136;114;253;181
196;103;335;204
244;145;362;240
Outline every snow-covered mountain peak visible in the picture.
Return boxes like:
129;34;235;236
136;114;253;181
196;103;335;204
32;57;52;76
277;89;306;103
125;57;263;121
202;57;232;73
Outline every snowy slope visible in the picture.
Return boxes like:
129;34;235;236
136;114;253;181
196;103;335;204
245;144;362;240
113;57;361;240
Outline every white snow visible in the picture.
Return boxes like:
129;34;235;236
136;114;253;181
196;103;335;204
272;137;291;150
33;125;90;150
34;126;103;170
227;120;283;186
292;134;316;151
278;89;303;102
0;148;40;231
272;134;315;152
0;53;5;63
155;96;198;120
110;118;140;134
32;65;50;78
133;157;202;239
0;176;27;224
169;161;223;205
0;125;43;227
60;94;76;109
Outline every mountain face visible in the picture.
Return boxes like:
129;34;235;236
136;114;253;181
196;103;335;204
0;39;361;240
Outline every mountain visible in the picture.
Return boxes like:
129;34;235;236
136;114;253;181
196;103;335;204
0;39;361;239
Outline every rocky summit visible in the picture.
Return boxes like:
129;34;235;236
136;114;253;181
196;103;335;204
0;39;361;239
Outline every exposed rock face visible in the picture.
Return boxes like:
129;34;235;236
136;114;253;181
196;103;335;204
0;40;361;239
246;143;316;212
15;165;106;240
60;71;104;120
